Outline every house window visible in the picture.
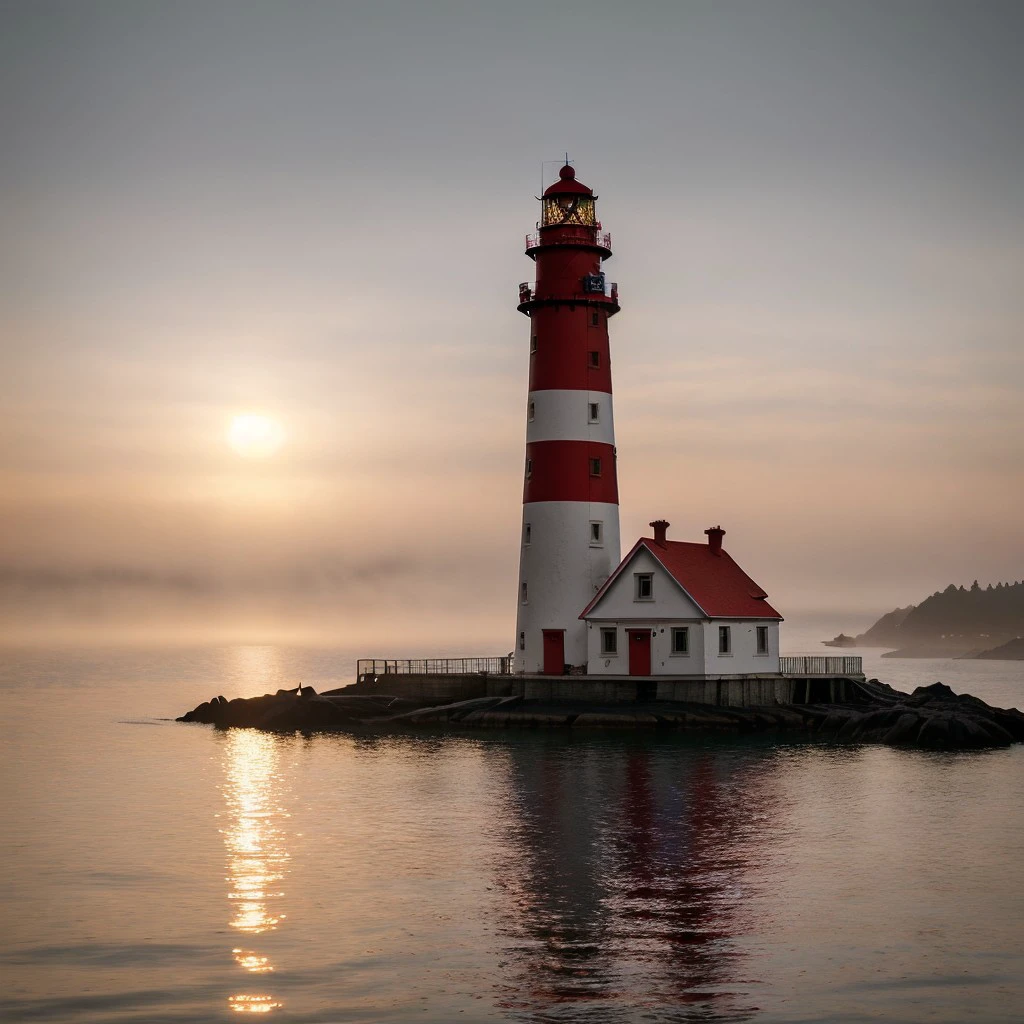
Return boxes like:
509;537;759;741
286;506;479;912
588;402;599;423
672;627;689;655
521;581;528;604
589;521;603;546
589;350;600;368
635;573;653;601
591;311;599;327
528;401;535;421
519;631;525;651
524;522;531;545
601;628;617;655
525;458;532;479
589;457;602;476
719;625;732;655
530;335;537;353
756;625;769;655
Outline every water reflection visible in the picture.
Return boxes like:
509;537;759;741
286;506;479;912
222;729;290;1014
492;740;786;1021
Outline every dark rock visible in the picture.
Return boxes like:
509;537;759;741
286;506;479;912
917;716;954;750
882;713;924;745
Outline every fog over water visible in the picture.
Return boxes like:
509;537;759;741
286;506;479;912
2;0;1023;651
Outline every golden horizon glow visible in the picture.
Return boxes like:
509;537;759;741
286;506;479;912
227;415;285;459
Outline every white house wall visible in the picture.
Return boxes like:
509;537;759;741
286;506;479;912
586;619;707;675
700;620;780;675
583;547;704;620
586;619;780;676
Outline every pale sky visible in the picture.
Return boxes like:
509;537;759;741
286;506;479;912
2;0;1022;646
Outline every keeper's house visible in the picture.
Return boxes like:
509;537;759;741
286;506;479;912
579;520;782;677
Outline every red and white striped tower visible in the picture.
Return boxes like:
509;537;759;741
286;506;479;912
515;164;621;674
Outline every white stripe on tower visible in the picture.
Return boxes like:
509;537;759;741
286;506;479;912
526;390;616;446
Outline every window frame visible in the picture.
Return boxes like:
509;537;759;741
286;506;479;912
588;401;599;423
523;522;531;546
528;400;535;422
634;573;654;601
600;627;618;656
589;457;602;477
589;350;600;368
518;631;525;651
530;335;538;353
521;581;528;605
525;458;532;479
718;625;732;655
671;626;690;656
756;625;769;656
589;520;603;546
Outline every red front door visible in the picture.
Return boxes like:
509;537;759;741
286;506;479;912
628;629;652;676
542;630;565;675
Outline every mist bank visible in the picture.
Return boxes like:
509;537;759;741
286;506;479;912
0;565;878;650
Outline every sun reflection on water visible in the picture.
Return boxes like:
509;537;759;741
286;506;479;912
222;728;290;1012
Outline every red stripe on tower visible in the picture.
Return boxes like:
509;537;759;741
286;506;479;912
524;440;618;504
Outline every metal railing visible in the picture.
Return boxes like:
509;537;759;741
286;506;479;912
518;281;618;304
780;656;863;676
525;229;612;251
357;657;512;678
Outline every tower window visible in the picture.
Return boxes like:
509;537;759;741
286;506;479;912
528;401;535;421
519;631;525;651
719;626;732;655
589;457;602;476
589;521;603;546
600;628;617;655
589;351;600;368
530;335;537;353
521;581;528;604
635;574;653;601
524;522;531;545
588;402;599;423
591;311;599;327
756;625;769;655
525;458;532;479
672;627;689;655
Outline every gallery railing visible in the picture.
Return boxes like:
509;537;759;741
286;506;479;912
780;656;863;676
525;229;613;251
357;657;512;678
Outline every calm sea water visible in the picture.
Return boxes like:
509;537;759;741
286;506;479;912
1;632;1022;1023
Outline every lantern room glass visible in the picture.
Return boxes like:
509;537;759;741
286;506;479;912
542;195;596;227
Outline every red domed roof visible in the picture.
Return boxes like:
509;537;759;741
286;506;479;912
543;164;594;197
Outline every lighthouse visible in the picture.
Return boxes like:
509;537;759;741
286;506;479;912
514;164;622;674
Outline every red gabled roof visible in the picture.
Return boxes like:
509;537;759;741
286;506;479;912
580;538;783;620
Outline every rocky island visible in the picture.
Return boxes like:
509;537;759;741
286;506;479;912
827;580;1024;658
178;677;1024;751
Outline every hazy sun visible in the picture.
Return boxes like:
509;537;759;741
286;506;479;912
227;414;285;459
